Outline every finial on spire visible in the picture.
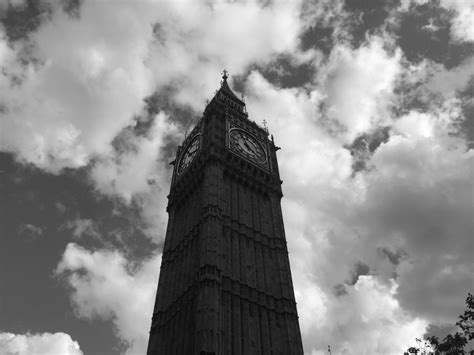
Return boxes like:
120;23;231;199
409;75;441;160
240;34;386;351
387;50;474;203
263;119;269;133
222;69;228;81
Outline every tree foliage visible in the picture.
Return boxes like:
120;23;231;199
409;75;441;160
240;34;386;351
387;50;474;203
406;293;474;354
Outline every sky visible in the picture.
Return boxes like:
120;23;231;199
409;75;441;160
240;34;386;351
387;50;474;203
0;0;473;354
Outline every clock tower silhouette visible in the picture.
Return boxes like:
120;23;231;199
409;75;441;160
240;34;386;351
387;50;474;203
147;71;304;355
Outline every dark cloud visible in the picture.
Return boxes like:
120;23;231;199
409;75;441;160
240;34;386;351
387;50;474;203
0;0;52;42
0;0;84;43
17;223;43;241
344;0;401;46
397;260;471;324
393;82;438;116
251;55;316;89
334;283;348;296
425;323;459;342
396;1;474;68
143;89;196;160
300;0;473;71
377;246;407;266
457;77;474;147
301;26;333;55
300;0;400;53
346;127;390;173
151;23;166;45
144;88;197;129
347;261;370;285
61;0;83;18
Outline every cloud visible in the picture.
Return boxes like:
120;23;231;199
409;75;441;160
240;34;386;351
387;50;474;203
146;0;312;110
0;0;314;241
439;0;474;42
320;37;401;143
2;0;472;353
400;0;473;43
87;111;181;242
360;106;474;323
63;218;100;240
427;57;474;98
0;0;316;235
0;0;26;8
55;243;161;354
0;1;155;173
0;0;311;176
17;223;43;240
244;68;426;353
245;71;352;188
0;332;82;355
90;112;180;201
243;56;472;352
301;276;429;354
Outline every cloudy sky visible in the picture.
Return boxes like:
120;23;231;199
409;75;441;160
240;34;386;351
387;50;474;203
0;0;473;354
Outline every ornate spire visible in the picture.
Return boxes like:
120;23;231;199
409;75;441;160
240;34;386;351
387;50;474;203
220;69;229;87
218;69;245;106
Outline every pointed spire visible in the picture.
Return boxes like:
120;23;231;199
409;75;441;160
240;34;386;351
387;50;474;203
220;69;229;87
222;69;228;82
218;69;244;105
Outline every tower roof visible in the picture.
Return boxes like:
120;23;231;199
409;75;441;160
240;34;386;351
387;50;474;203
218;70;244;106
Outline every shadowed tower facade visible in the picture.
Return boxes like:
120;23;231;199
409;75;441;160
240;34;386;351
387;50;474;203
147;72;304;355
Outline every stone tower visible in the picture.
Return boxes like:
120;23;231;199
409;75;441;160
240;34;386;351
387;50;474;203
147;72;303;355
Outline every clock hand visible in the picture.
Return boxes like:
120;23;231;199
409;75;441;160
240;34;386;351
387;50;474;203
245;142;258;155
243;141;253;151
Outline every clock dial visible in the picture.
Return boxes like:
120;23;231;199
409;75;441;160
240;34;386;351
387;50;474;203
177;135;200;174
229;129;266;164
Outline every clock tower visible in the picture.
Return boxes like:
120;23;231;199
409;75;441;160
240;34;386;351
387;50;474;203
147;72;304;355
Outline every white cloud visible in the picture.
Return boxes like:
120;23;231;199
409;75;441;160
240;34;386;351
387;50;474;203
88;112;181;241
245;71;352;188
320;37;401;143
90;112;180;202
55;243;161;355
427;57;474;98
0;1;155;173
0;0;311;241
0;0;311;175
301;276;429;354
147;0;311;110
440;0;474;42
0;332;82;355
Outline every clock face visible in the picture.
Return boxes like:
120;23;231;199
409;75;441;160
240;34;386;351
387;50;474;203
177;135;200;174
229;129;266;164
